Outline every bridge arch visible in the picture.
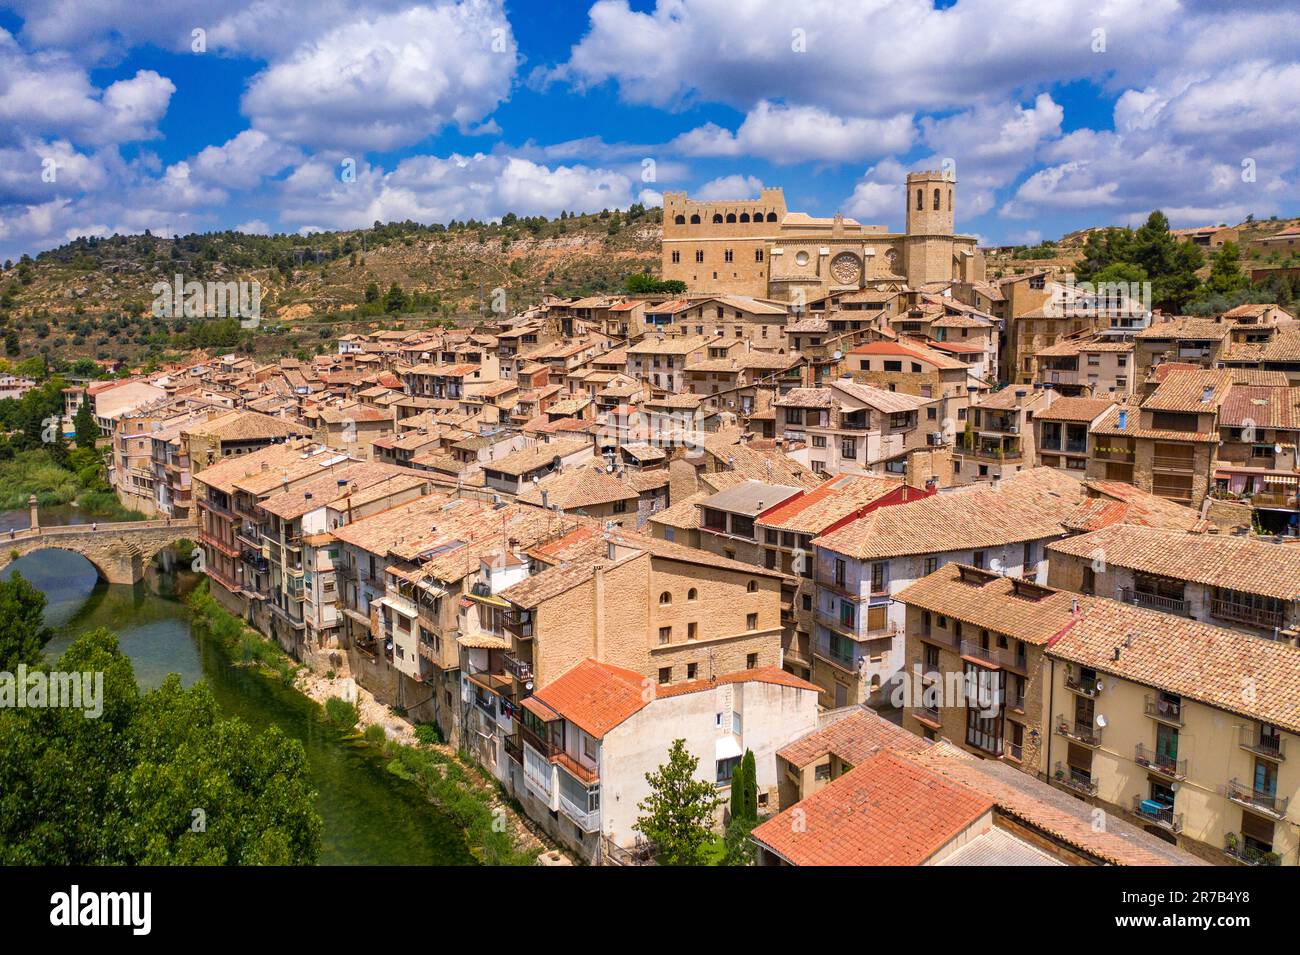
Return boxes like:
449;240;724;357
0;521;198;586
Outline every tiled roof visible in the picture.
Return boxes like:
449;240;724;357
1046;595;1300;734
1135;317;1232;340
1141;368;1234;412
1218;385;1300;429
895;563;1083;646
517;465;638;509
1046;523;1300;601
1034;397;1116;423
751;751;994;866
756;474;906;533
486;436;591;476
777;706;928;768
813;467;1085;560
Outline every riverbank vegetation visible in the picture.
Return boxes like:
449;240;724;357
187;581;299;686
187;580;539;865
0;577;322;864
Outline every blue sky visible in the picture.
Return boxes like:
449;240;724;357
1;0;1297;261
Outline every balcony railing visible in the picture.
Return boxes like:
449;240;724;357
1211;599;1284;631
559;789;601;832
1056;715;1102;746
1144;695;1184;726
1122;588;1190;616
503;652;534;682
1239;726;1286;761
1226;779;1290;818
1064;672;1102;697
961;640;1027;672
1133;796;1183;832
1053;762;1098;796
816;609;860;636
1223;835;1281;866
1135;744;1187;780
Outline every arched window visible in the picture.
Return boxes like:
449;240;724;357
766;212;777;222
739;213;750;222
690;214;701;224
687;588;698;601
712;213;723;223
933;188;941;210
674;214;685;225
948;189;953;211
659;591;672;605
746;580;757;593
916;189;923;210
725;213;736;223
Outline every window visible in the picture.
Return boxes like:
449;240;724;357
687;662;698;679
870;562;888;593
687;588;698;601
747;579;758;592
659;591;672;605
612;498;627;514
687;622;697;641
694;249;704;263
923;556;938;575
716;756;740;784
746;613;758;630
834;558;847;586
840;437;857;460
746;652;758;668
755;249;764;262
658;626;671;645
670;250;680;263
658;667;672;684
724;249;733;263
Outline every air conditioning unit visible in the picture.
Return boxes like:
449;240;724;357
927;431;944;446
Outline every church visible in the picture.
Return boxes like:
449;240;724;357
660;170;985;304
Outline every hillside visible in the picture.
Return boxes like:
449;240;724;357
0;207;662;368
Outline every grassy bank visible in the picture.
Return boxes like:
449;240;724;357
0;447;146;519
187;580;538;865
187;580;300;686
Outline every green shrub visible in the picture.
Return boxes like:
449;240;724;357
324;696;360;730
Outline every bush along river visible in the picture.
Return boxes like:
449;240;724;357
2;513;477;866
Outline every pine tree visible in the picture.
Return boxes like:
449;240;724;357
634;739;722;866
74;394;97;449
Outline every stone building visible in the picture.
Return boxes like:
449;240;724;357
661;171;984;303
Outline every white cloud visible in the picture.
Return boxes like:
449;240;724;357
191;130;303;190
275;152;636;231
242;2;518;151
842;159;906;222
692;174;764;201
673;101;914;164
0;29;174;146
235;219;271;235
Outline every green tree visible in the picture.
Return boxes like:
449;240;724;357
74;394;97;449
364;281;380;303
721;749;759;865
384;282;408;314
634;739;722;866
0;628;322;864
1203;241;1248;298
0;573;52;671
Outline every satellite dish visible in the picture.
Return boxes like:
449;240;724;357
833;350;843;360
1095;680;1104;692
1095;714;1107;728
1170;782;1180;792
525;681;534;692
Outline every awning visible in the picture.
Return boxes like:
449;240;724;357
715;735;743;762
522;696;561;722
465;591;511;609
1264;475;1298;486
457;633;510;650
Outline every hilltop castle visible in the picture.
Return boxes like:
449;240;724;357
661;171;984;302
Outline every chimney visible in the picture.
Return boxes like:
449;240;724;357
541;490;549;508
1014;389;1028;408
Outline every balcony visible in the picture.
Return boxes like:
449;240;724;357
1135;744;1187;780
961;640;1027;672
1226;779;1290;819
1223;835;1281;866
915;705;942;726
813;642;858;673
1122;588;1190;616
558;787;601;832
1133;796;1183;832
1064;672;1102;697
1239;726;1286;761
816;609;860;637
1211;598;1284;631
1053;762;1098;797
1144;695;1184;726
503;652;534;682
1056;715;1102;746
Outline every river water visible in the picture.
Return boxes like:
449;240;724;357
3;508;472;866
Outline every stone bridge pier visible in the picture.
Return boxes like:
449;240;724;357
0;517;199;585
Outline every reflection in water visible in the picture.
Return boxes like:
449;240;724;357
3;535;471;866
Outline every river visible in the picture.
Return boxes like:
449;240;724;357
2;508;473;866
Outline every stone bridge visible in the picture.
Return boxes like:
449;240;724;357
0;518;200;585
